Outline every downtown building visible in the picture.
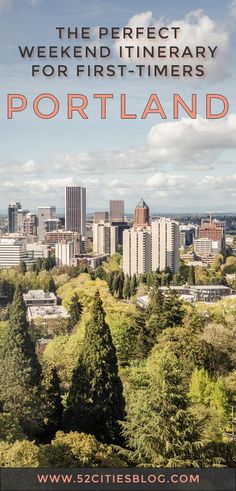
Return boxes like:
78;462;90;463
65;186;86;236
199;218;225;253
38;206;57;241
0;238;28;268
123;205;179;276
109;200;124;222
93;222;118;255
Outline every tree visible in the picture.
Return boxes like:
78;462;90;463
65;291;125;444
123;275;131;299
19;261;27;275
67;294;83;332
162;290;185;329
123;351;204;466
0;285;42;438
46;275;57;294
188;265;196;285
130;274;137;296
40;366;63;441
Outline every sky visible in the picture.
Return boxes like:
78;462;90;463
0;0;236;213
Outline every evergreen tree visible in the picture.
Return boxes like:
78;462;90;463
19;261;27;275
67;294;83;332
123;351;204;466
162;290;185;329
122;275;131;299
65;291;125;444
188;265;196;285
46;276;57;295
0;285;42;438
41;366;63;441
130;274;137;296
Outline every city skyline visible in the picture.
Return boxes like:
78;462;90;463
0;0;236;211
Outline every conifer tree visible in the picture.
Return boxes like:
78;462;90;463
46;276;57;294
41;366;63;441
67;294;83;332
130;274;137;296
65;291;125;444
123;275;131;299
0;285;42;438
188;265;196;285
123;351;204;466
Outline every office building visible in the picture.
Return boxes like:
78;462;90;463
0;237;27;268
93;211;109;223
38;206;56;241
65;186;86;235
134;199;150;228
23;290;57;307
93;222;118;255
8;202;21;233
109;200;124;222
194;238;219;257
199;218;225;253
23;213;38;236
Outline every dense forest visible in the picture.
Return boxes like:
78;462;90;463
0;255;235;467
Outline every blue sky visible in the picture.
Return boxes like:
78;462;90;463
0;0;236;213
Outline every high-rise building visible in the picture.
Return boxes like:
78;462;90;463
8;202;21;233
93;222;118;255
38;206;56;241
123;228;152;276
17;208;29;234
93;211;109;223
65;186;86;236
109;200;124;223
152;218;179;274
123;216;179;276
23;213;38;236
199;218;225;253
55;238;81;266
134;199;150;228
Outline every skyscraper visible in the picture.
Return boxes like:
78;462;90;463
152;218;179;274
123;228;152;275
122;215;179;276
38;206;56;241
93;222;118;255
8;202;21;233
109;200;124;222
65;186;86;236
134;199;150;228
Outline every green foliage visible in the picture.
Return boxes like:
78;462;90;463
0;286;42;438
67;293;83;332
65;291;125;444
39;431;127;467
188;265;196;285
0;413;25;443
40;366;63;440
123;351;205;466
0;440;40;467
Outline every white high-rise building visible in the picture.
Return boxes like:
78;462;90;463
0;238;27;268
123;218;179;276
123;228;152;276
55;236;81;266
152;218;179;274
93;222;118;255
65;186;86;236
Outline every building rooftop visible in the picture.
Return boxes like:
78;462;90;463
27;305;69;320
23;290;57;301
136;198;149;209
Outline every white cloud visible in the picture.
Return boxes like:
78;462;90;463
230;0;236;17
147;115;236;165
146;172;188;189
114;10;229;79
